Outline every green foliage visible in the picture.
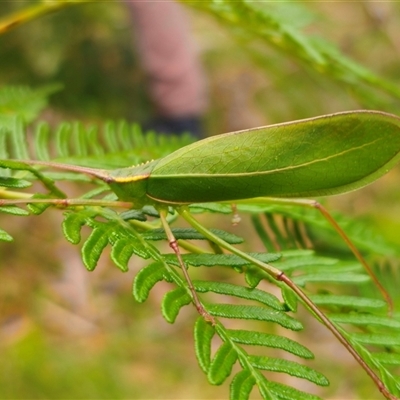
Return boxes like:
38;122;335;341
187;0;400;118
0;84;61;129
1;119;400;399
2;1;400;399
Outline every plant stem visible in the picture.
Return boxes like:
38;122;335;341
231;197;393;314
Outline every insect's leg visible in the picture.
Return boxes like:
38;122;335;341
0;197;133;209
158;208;215;325
179;206;397;400
252;197;393;314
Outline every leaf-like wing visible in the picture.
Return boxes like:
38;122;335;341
149;111;400;203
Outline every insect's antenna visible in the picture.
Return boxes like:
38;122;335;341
312;200;393;312
179;206;397;400
8;159;113;183
158;208;215;325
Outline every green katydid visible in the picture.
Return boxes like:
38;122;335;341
1;109;400;400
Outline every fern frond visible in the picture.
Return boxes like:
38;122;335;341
186;1;400;105
62;209;151;272
1;116;195;171
246;205;400;258
0;84;61;128
185;270;329;399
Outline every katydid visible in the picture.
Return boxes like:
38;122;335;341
1;110;400;400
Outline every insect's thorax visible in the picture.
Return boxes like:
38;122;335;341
107;159;160;207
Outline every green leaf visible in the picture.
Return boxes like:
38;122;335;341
0;205;29;216
26;194;54;215
267;380;323;400
293;272;370;286
0;228;13;242
11;117;30;160
194;316;215;374
161;287;192;323
110;238;135;272
34;122;51;160
256;373;277;400
309;295;386;311
194;281;285;311
81;226;109;271
163;252;280;268
350;333;400;346
249;356;329;386
274;254;337;273
0;177;31;189
133;262;169;303
228;330;314;359
281;286;298;312
208;341;238;385
230;370;256;400
245;267;267;288
189;202;233;214
373;353;400;366
62;212;87;244
330;313;400;329
208;304;303;331
143;228;244;244
0;84;61;128
120;209;147;222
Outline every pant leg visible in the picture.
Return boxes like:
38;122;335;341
128;1;207;119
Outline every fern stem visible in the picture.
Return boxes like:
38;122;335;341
179;206;397;400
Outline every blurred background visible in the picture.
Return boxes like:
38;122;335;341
0;1;400;399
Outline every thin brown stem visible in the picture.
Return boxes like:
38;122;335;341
158;208;215;325
0;197;133;209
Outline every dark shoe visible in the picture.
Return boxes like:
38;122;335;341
145;116;203;138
